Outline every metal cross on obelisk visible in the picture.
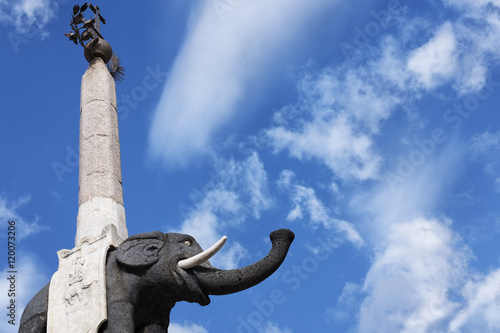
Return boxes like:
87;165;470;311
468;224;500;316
47;4;127;332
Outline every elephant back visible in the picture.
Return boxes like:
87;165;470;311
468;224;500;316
19;282;50;333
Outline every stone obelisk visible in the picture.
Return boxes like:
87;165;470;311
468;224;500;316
75;56;128;246
47;5;127;332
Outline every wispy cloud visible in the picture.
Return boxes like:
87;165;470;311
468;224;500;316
169;321;208;333
175;152;272;269
148;0;332;168
326;282;361;323
449;268;500;332
468;131;500;192
435;1;500;93
407;22;458;90
151;0;500;330
265;62;402;181
0;195;47;239
277;170;364;248
0;0;57;37
264;0;500;185
350;140;500;332
261;321;292;333
237;319;292;333
358;217;467;333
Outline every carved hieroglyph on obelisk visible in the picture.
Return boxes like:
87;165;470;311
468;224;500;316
47;4;127;332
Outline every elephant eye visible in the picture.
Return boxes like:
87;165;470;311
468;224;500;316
183;240;191;246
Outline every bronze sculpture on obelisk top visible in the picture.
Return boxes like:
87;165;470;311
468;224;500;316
20;4;294;333
66;3;128;249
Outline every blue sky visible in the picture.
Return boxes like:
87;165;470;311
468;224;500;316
2;0;500;332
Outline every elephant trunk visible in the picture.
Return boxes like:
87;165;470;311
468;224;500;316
194;229;294;296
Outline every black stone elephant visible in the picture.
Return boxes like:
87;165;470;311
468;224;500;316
19;228;294;333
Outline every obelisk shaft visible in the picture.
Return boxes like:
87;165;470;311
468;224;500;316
75;57;128;246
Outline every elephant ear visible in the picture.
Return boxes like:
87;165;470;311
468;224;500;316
116;238;165;268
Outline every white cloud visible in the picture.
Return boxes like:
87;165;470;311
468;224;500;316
169;321;208;333
0;0;57;37
265;37;412;182
178;190;247;269
0;195;47;239
277;170;364;248
449;268;500;332
374;37;413;91
151;1;500;330
276;169;296;191
350;142;483;332
443;0;500;11
468;131;500;192
352;139;500;332
175;152;271;268
326;282;361;322
357;138;466;238
239;319;292;333
358;217;467;333
149;0;500;173
261;2;500;329
350;151;500;333
469;131;500;157
262;321;292;333
149;0;332;167
267;114;382;181
264;0;500;184
260;1;500;332
419;1;500;94
407;22;458;89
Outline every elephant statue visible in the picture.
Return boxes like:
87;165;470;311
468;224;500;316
19;228;294;333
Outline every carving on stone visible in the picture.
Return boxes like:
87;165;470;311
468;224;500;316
64;256;97;307
46;234;111;333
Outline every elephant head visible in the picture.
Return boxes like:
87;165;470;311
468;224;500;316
100;228;295;332
19;229;294;333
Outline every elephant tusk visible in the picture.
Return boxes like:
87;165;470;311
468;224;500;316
178;236;227;269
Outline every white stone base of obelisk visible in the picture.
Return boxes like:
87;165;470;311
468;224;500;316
76;197;127;246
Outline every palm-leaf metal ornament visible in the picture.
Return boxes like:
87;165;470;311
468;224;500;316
65;3;125;82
